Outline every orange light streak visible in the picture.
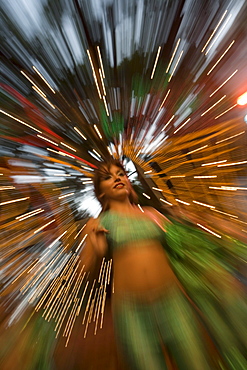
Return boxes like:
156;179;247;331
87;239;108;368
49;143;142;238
187;145;208;155
94;124;103;139
194;175;217;178
58;192;75;199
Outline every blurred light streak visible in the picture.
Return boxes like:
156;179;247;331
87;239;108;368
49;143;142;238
201;95;226;116
93;149;101;158
170;175;185;178
201;10;228;53
201;160;227;166
37;134;58;146
99;69;106;95
58;192;75;199
32;66;56;93
151;46;161;79
75;234;88;253
215;131;245;144
74;224;86;239
16;208;44;221
160;198;173;206
143;193;151;199
107;146;113;155
20;70;42;92
194;175;217;178
209;186;237;191
74;127;87;140
197;223;221;238
0;109;42;133
187;145;208;155
166;38;180;73
60;142;77;152
33;219;55;234
152;187;163;192
193;200;215;208
32;85;47;98
82;181;93;184
144;170;152;174
138;204;144;212
0;196;29;206
94;124;103;139
209;70;238;97
175;199;190;205
205;13;232;56
173;117;191;134
48;230;68;249
207;40;235;75
212;209;238;218
217;160;247;167
97;46;105;78
168;50;183;82
237;92;247;105
102;96;109;116
158;89;170;111
162;115;175;131
0;186;15;190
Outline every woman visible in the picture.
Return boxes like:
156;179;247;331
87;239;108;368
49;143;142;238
81;159;215;370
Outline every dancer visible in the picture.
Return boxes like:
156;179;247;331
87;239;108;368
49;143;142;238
81;159;216;370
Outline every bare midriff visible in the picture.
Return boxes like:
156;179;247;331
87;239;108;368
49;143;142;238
112;239;179;298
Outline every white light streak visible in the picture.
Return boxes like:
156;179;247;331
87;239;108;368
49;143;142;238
201;160;227;166
103;96;109;116
17;208;44;221
138;204;144;212
0;186;15;190
209;70;238;97
0;110;42;133
166;39;180;73
207;40;235;75
97;46;105;78
94;125;102;139
33;219;55;234
158;90;170;111
215;131;245;144
58;192;75;199
143;193;151;199
37;135;58;146
218;161;247;167
162;115;175;131
168;50;183;82
205;13;232;56
187;145;208;155
194;175;217;178
201;95;226;116
0;197;30;206
160;198;173;206
152;187;163;192
175;199;190;205
193;200;215;208
74;127;87;140
99;69;106;95
60;142;77;152
215;104;238;119
197;223;221;238
173;118;191;134
212;209;238;218
201;10;228;53
93;149;102;158
151;46;161;79
33;66;56;93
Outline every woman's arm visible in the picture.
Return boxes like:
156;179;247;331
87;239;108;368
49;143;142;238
78;218;108;270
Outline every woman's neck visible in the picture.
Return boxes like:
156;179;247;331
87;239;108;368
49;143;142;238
108;199;135;213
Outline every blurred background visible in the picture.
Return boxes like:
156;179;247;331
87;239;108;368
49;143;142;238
1;0;247;369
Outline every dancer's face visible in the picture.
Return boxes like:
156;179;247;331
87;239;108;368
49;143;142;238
99;165;131;201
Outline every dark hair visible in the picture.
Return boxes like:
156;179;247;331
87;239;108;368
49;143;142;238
93;159;138;211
